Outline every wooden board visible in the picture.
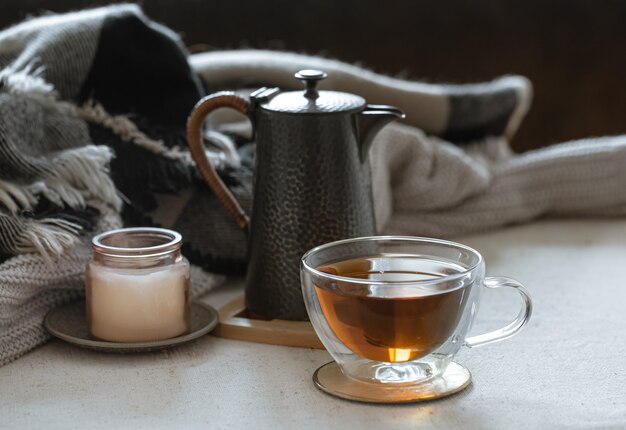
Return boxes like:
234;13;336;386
212;294;324;349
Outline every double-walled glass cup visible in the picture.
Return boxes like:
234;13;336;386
301;236;532;386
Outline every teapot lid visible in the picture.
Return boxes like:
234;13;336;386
254;70;365;114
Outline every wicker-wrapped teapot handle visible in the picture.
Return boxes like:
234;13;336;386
186;92;250;230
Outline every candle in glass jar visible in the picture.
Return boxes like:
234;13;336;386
86;227;190;343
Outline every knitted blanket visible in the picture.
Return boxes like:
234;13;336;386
2;5;626;366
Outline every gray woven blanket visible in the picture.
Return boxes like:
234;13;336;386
2;5;625;366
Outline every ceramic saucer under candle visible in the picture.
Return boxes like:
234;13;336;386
313;361;471;404
44;301;218;353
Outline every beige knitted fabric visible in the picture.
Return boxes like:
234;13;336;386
370;125;626;236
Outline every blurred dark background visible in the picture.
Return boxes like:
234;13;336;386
2;0;625;152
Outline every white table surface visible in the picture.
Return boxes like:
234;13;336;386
2;219;626;429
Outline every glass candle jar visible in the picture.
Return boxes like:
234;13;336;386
86;227;190;343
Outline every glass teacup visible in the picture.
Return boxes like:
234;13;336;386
301;236;532;387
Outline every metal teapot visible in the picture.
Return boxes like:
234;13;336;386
187;69;404;320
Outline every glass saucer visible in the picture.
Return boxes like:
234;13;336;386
44;301;218;353
313;361;471;403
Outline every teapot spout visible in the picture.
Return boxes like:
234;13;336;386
357;105;405;161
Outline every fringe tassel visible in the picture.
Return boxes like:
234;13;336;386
43;145;123;211
78;101;188;159
78;101;241;170
0;179;39;213
14;218;82;264
0;62;55;99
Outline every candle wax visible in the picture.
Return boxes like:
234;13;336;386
87;263;190;342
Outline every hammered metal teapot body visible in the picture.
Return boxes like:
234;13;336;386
187;70;404;320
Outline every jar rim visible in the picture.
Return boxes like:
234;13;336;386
91;227;182;257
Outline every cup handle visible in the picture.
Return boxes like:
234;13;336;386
464;276;533;348
186;92;251;230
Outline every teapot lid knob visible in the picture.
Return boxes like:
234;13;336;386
259;70;364;114
295;69;327;100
